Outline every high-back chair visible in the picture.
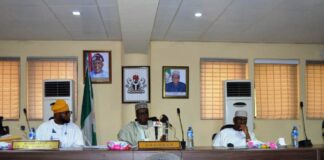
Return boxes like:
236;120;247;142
212;124;235;141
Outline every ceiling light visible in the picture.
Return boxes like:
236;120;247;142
195;12;202;17
72;11;81;16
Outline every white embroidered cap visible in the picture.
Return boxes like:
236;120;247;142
234;110;247;117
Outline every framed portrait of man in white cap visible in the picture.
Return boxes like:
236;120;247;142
83;50;112;84
162;66;189;99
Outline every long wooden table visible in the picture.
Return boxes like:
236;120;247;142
0;145;323;160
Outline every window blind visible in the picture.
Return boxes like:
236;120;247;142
306;61;324;119
0;58;20;120
254;62;298;119
27;58;77;120
200;59;247;119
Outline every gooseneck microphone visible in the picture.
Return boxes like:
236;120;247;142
299;102;312;147
177;108;186;149
23;108;31;132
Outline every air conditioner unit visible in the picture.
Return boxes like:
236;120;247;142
43;80;74;122
224;80;253;132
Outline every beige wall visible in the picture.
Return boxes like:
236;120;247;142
0;41;122;144
1;41;324;146
150;41;324;146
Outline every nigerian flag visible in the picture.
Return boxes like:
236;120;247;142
81;66;97;146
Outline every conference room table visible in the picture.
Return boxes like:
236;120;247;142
0;145;323;160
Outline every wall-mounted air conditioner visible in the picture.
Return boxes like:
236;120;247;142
224;80;253;131
43;80;74;122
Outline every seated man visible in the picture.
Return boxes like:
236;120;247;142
213;110;261;147
118;103;170;147
36;99;84;148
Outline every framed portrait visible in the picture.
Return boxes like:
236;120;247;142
83;50;112;84
162;66;189;98
122;66;150;103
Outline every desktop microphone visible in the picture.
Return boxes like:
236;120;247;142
298;102;312;147
23;108;31;132
227;143;234;148
148;117;159;121
177;108;186;149
160;114;169;141
153;121;162;140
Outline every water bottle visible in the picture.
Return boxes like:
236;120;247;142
28;128;36;140
291;126;299;148
187;126;194;149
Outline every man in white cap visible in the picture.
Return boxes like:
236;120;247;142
117;102;168;147
212;110;261;147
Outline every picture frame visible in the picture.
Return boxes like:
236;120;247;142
162;66;189;98
83;50;112;84
122;66;150;103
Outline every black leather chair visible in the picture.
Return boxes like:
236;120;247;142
0;116;9;136
212;124;234;141
322;120;324;143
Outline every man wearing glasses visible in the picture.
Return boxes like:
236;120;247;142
36;99;84;148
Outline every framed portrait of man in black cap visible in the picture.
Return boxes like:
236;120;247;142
83;50;112;83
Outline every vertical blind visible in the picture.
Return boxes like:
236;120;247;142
306;61;324;119
200;59;247;119
254;60;298;119
27;58;77;120
0;58;19;119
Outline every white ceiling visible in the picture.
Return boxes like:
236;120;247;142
0;0;324;53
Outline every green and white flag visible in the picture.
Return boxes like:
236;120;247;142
81;64;97;146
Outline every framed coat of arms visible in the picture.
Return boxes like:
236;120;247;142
122;66;150;103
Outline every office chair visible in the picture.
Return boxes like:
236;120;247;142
212;124;234;141
322;120;324;143
0;116;9;136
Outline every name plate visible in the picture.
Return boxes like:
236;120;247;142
138;141;181;150
12;140;60;150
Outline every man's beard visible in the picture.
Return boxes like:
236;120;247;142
60;115;70;124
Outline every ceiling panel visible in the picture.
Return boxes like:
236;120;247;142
243;0;324;43
151;0;182;40
49;5;108;40
0;0;44;6
164;0;231;41
202;0;284;42
97;0;118;7
0;0;324;53
43;0;96;6
98;0;122;40
0;2;69;40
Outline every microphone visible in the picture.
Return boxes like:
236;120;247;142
177;108;186;149
160;114;169;141
148;117;159;121
227;143;234;148
153;121;162;140
23;108;31;132
298;102;312;147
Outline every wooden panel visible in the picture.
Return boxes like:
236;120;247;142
134;150;181;160
182;148;317;160
0;150;133;160
0;146;323;160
